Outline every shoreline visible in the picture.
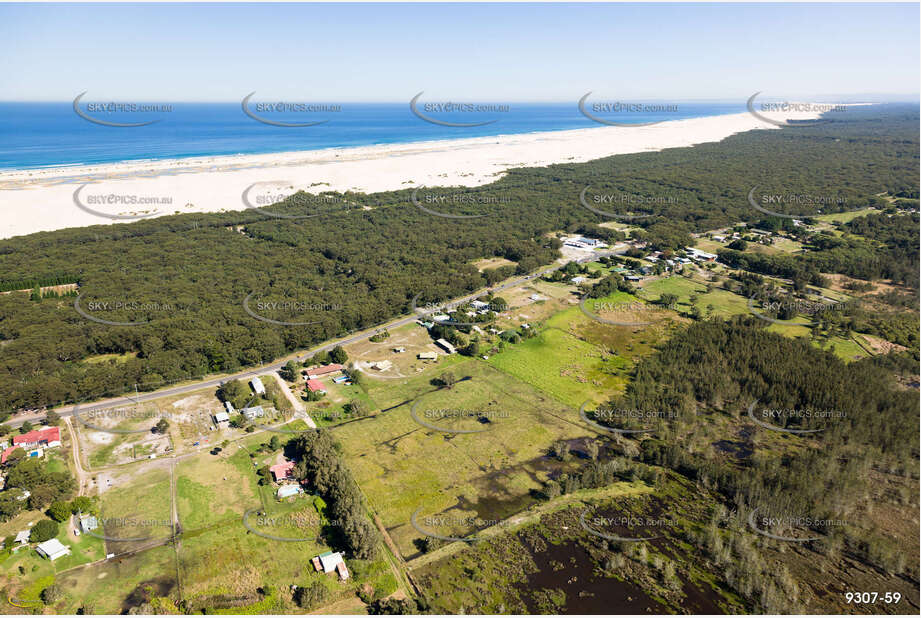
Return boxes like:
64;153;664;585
0;109;825;239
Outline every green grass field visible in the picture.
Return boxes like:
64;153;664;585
98;467;173;550
176;448;262;531
486;326;625;408
53;544;178;614
815;207;878;223
332;357;592;558
638;276;749;318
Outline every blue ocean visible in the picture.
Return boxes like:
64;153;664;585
0;101;745;170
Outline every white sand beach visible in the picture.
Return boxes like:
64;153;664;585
0;109;825;239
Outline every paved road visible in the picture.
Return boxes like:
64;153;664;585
4;246;626;428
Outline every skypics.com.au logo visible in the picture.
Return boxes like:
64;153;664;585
410;92;510;127
73;92;173;127
241;93;341;127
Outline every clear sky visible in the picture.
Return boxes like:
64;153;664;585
1;2;918;102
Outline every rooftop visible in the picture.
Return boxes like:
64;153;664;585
13;426;60;447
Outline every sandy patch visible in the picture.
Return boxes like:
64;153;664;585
1;109;826;239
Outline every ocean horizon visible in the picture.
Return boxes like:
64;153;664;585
0;101;748;171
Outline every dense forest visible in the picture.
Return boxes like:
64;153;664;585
0;106;917;412
602;316;918;577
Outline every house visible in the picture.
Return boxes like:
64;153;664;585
686;248;717;262
306;364;344;379
224;401;235;415
570;276;587;285
431;314;450;323
314;551;349;579
241;406;265;421
79;515;99;532
712;235;727;242
35;538;70;561
13;426;61;450
471;300;489;310
277;484;304;499
370;360;392;371
270;461;295;482
14;530;30;545
1;446;20;464
213;411;230;424
564;236;607;250
625;275;642;282
250;377;266;395
435;339;456;354
306;379;326;393
417;352;438;361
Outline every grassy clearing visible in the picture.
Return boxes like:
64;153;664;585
51;544;179;614
97;467;173;551
815;207;878;223
332;358;593;558
83;352;138;365
176;449;262;531
638;276;749;318
487;326;623;408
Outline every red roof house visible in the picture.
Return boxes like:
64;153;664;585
1;446;20;464
306;379;326;393
13;427;60;449
269;461;295;482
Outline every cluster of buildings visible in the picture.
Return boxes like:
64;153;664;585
213;376;278;426
304;363;346;395
563;236;608;250
4;525;72;562
312;550;350;581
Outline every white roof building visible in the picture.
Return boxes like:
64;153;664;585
213;411;230;424
686;248;718;261
319;551;345;573
15;530;30;544
224;401;235;414
250;377;266;395
418;352;438;360
35;538;71;561
241;406;265;421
